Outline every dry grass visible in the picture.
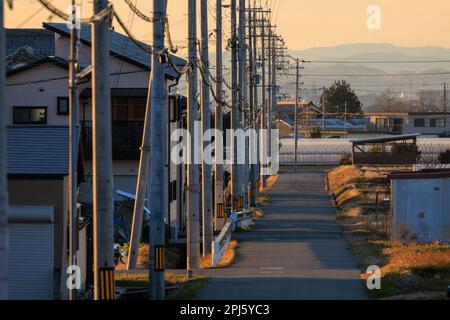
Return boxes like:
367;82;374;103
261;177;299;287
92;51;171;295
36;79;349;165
200;240;239;269
115;272;207;300
328;165;450;299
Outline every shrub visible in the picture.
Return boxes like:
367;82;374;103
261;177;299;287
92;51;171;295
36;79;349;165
439;149;450;164
368;145;383;153
339;153;352;165
391;143;421;160
309;127;322;138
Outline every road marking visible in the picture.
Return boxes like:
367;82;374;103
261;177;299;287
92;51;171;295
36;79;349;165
259;267;285;274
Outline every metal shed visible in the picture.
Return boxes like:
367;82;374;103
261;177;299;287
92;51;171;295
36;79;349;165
351;133;421;165
389;170;450;243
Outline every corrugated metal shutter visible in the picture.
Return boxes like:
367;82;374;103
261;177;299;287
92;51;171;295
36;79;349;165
8;207;54;300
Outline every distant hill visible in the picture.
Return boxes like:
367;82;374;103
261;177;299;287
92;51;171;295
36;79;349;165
280;43;450;109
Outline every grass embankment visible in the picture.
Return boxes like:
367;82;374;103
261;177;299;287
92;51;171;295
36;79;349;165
200;240;239;269
254;174;279;221
115;272;208;300
328;165;450;300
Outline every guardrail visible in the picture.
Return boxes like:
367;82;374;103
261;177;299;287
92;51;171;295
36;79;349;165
211;209;255;267
211;218;233;267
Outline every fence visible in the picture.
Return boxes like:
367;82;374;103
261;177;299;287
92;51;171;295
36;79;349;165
280;138;450;166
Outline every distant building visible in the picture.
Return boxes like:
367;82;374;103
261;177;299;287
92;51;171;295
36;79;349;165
366;112;450;136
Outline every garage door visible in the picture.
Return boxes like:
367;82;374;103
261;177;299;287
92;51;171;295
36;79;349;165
8;206;54;300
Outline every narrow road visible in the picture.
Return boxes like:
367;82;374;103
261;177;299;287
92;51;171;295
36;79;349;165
196;172;367;300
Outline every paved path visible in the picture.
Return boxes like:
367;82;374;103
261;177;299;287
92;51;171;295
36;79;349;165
196;172;367;300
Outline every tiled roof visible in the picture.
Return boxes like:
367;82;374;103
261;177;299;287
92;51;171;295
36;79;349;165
43;22;186;80
6;29;55;57
7;126;74;175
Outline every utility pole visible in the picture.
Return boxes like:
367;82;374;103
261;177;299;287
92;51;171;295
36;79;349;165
248;0;256;207
270;30;277;161
92;0;115;300
239;0;248;209
200;0;213;256
266;27;272;165
259;14;267;190
0;0;8;300
231;0;240;211
294;59;299;173
68;1;79;300
214;0;225;230
148;0;168;300
444;83;447;113
187;0;200;276
322;86;326;131
344;101;348;135
251;1;259;203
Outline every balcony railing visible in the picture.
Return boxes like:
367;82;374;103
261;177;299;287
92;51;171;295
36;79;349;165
81;121;144;160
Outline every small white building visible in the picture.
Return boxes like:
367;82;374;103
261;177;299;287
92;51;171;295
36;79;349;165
390;170;450;243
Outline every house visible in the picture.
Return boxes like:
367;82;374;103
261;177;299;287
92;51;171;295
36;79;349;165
5;23;188;241
6;126;83;299
5;23;189;296
366;112;450;136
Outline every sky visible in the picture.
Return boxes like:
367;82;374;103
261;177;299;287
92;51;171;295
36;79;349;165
4;0;450;53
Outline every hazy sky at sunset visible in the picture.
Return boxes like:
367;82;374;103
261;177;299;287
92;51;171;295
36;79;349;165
4;0;450;53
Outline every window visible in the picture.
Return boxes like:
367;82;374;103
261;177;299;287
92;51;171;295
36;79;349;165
57;97;69;115
414;118;425;127
375;118;385;130
112;97;146;122
13;107;47;124
430;118;446;128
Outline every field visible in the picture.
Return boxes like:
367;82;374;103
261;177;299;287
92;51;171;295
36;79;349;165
327;165;450;299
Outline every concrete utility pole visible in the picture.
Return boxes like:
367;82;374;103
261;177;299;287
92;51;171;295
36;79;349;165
444;83;447;113
0;0;9;300
239;0;248;209
214;0;225;231
187;0;200;275
127;73;154;269
251;1;259;205
322;86;326;131
271;31;277;142
259;14;267;190
148;0;168;300
92;0;115;300
68;0;80;300
231;0;240;211
247;0;256;207
200;0;213;256
294;59;300;173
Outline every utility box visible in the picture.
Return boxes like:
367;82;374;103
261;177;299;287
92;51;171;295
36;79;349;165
390;171;450;243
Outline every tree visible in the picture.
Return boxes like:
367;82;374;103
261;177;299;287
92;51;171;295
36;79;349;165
371;89;411;113
320;80;362;117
